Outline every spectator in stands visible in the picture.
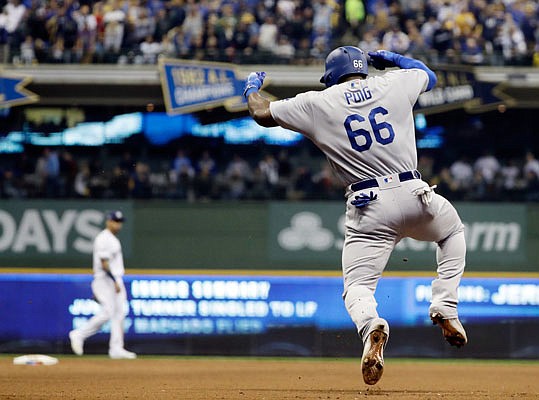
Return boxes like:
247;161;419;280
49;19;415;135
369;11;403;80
103;0;126;58
523;151;539;201
138;35;162;64
3;0;26;53
108;166;130;199
197;150;216;175
193;164;215;202
499;158;522;196
287;165;313;200
345;0;366;36
474;149;501;186
258;153;280;196
432;167;459;201
459;35;485;65
19;36;36;64
431;19;455;63
312;0;334;35
130;162;152;199
420;15;439;48
358;28;381;54
182;3;204;45
224;153;252;200
473;149;501;200
405;19;429;57
312;161;341;200
74;4;98;63
1;168;25;198
35;147;60;198
131;6;156;47
382;23;410;54
257;15;278;54
449;156;474;192
231;19;255;61
0;0;537;67
172;149;193;176
60;151;78;198
51;6;79;63
274;34;295;62
496;13;528;65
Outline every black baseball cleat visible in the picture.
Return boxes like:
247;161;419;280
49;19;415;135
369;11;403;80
430;312;467;348
361;318;389;385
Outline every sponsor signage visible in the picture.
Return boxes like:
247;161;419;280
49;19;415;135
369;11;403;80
0;201;132;257
0;273;537;341
269;202;528;268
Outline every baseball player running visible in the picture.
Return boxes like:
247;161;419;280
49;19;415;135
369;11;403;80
69;210;136;359
244;47;467;385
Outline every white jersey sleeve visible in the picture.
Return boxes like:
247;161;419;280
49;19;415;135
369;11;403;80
269;69;429;185
92;229;125;278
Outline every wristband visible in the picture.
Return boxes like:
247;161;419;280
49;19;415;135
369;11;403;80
243;86;259;99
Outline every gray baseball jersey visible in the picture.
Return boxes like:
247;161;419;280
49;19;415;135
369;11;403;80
270;68;465;345
270;69;428;186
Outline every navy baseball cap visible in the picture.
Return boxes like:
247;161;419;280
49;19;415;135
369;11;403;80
106;210;125;222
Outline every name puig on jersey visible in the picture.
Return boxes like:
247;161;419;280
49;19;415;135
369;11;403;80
344;86;372;105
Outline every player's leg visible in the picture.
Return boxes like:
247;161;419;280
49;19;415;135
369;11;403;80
430;225;468;347
108;280;136;359
69;278;115;355
405;190;468;347
342;235;392;385
342;204;395;385
108;280;126;354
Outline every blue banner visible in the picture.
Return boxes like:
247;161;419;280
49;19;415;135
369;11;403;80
0;74;38;108
158;59;248;114
1;273;538;341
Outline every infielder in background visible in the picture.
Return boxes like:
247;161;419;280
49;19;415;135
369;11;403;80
69;210;136;359
244;47;467;385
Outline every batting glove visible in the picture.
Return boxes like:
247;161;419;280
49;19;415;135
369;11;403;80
243;71;266;99
368;50;398;70
351;191;378;208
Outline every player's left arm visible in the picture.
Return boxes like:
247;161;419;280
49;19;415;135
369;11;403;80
368;51;437;91
244;72;278;127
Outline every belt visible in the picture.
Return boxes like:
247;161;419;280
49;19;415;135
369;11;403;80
350;170;421;192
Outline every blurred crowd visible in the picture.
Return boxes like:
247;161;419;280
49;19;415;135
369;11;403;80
0;0;538;66
2;145;539;202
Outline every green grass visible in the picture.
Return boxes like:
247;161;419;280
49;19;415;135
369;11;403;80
2;354;538;364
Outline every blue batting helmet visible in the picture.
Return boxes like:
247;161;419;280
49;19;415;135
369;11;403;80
320;46;369;88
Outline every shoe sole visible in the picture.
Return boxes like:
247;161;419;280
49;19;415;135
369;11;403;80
362;327;387;385
69;332;83;356
430;313;467;348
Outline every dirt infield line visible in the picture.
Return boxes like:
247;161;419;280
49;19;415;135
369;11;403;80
1;356;538;399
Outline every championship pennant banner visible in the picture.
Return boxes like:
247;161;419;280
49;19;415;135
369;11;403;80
415;65;511;114
158;59;249;115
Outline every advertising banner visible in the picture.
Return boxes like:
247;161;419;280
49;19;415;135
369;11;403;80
1;273;538;342
0;201;133;259
268;202;528;269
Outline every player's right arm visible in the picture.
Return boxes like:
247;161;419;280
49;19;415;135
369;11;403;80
247;91;278;127
243;71;278;128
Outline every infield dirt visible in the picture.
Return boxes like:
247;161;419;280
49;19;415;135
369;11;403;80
1;356;538;399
